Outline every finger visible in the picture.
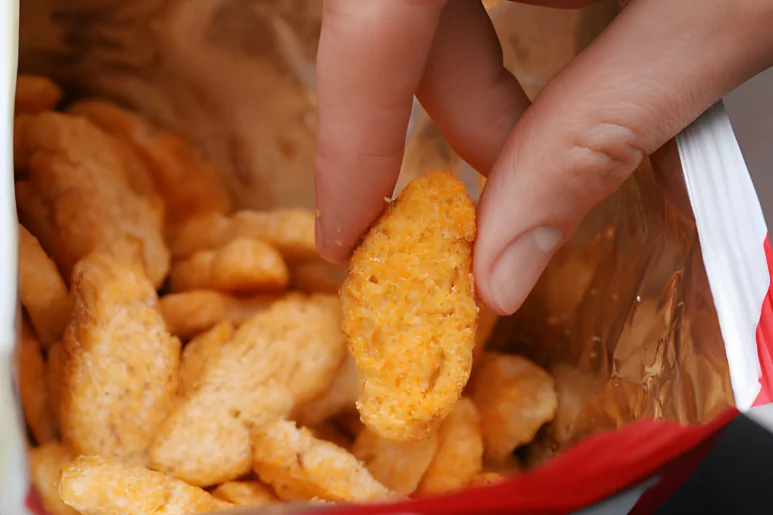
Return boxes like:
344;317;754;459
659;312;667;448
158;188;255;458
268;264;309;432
417;0;529;176
476;0;773;315
512;0;599;8
315;0;447;263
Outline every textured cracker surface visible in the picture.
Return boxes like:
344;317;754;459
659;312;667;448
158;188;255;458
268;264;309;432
14;112;170;287
28;442;78;515
18;319;58;445
232;209;318;260
158;290;279;339
293;352;360;427
59;455;231;515
15;75;62;115
341;171;477;441
169;237;289;293
151;295;343;486
211;481;279;507
469;472;506;488
170;209;317;260
46;342;65;427
252;419;393;503
470;352;558;462
18;224;71;347
60;252;180;465
178;321;234;395
416;397;483;495
352;428;438;495
67;99;232;225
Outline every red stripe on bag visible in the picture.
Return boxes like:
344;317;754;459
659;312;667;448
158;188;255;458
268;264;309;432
333;409;737;515
26;487;46;515
753;236;773;406
628;427;724;515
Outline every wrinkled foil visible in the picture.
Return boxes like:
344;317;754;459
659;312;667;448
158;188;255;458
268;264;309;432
17;0;734;510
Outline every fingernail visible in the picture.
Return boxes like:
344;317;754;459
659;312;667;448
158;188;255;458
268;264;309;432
488;227;563;314
315;211;351;264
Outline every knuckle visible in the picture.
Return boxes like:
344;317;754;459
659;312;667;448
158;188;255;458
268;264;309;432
564;122;647;196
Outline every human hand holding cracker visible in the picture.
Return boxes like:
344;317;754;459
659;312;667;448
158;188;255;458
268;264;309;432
313;0;773;316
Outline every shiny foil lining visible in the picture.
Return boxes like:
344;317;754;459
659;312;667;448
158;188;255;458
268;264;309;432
17;0;733;495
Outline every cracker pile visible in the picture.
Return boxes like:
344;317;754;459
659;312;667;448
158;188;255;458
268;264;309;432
15;75;558;515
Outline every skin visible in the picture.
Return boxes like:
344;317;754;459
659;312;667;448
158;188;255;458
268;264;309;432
313;0;773;316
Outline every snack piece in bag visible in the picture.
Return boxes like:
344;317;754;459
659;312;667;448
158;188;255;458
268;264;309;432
67;99;232;225
211;480;279;507
46;341;65;425
352;428;439;496
416;397;484;495
18;224;71;347
18;319;58;444
151;294;345;486
169;208;317;261
159;290;280;339
58;455;232;515
293;352;360;427
469;471;507;488
28;442;78;515
252;419;394;503
60;250;181;466
231;209;318;260
14;112;170;288
341;170;478;441
14;75;62;115
470;352;558;462
178;321;234;396
168;237;289;293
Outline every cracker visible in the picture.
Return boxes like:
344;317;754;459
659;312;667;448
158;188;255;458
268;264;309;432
169;238;289;294
231;209;317;260
158;290;279;339
18;224;71;347
293;352;359;427
151;295;346;486
341;171;477;441
15;112;169;287
470;352;557;462
352;428;438;495
252;419;393;502
469;472;506;488
169;209;317;261
18;319;57;444
178;321;234;396
67;99;231;224
28;442;78;515
46;341;65;426
59;455;231;515
15;75;62;115
60;251;180;465
416;398;483;495
211;481;279;507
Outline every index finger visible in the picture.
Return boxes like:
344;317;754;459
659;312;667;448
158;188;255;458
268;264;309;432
315;0;448;263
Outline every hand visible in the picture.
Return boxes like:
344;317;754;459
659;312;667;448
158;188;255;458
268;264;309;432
314;0;773;316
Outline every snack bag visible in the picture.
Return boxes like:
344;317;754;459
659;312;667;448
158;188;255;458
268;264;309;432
3;1;772;515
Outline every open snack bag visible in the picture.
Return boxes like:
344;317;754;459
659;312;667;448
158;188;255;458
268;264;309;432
2;0;772;514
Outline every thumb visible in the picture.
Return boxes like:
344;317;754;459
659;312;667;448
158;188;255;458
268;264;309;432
475;0;773;316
